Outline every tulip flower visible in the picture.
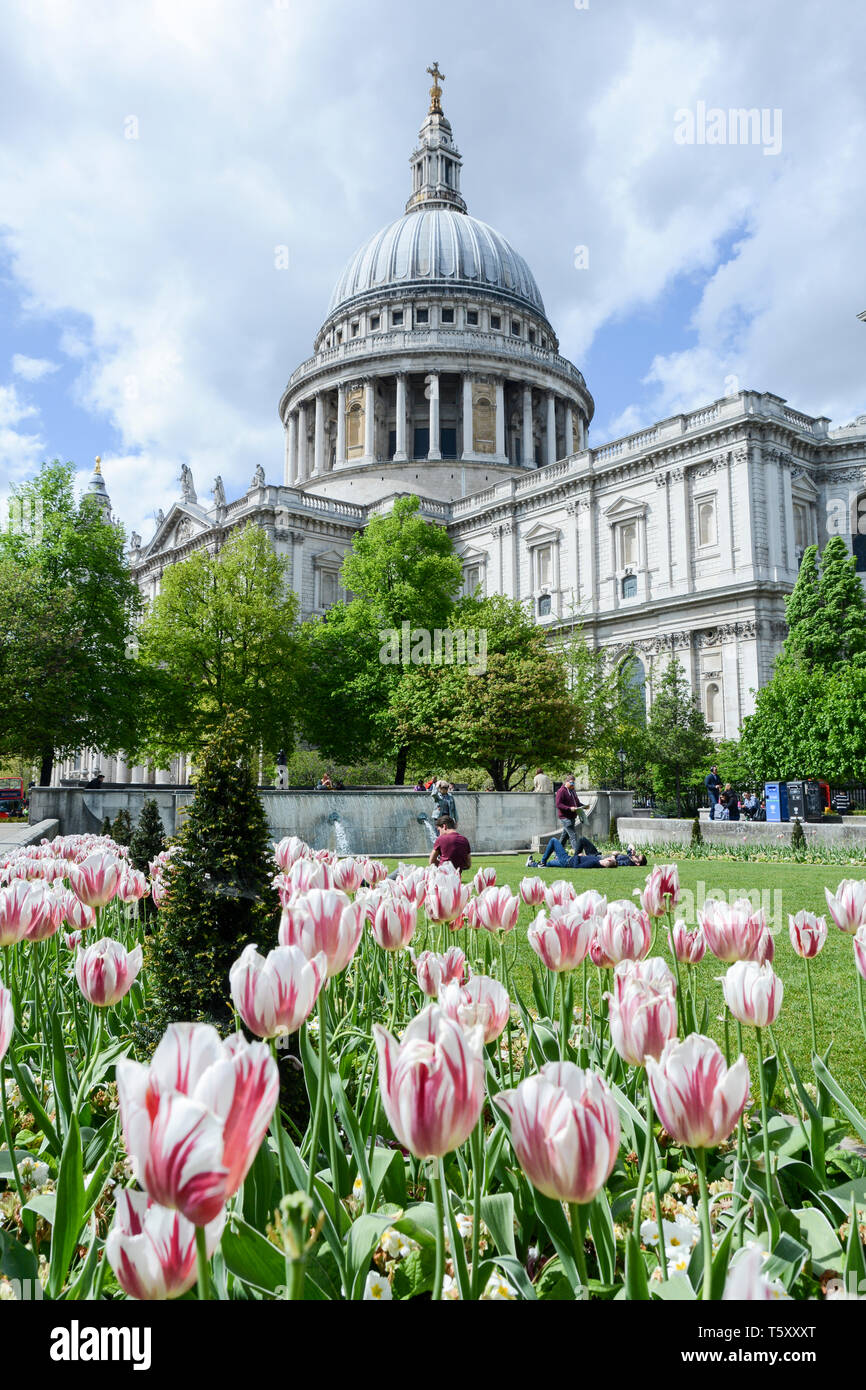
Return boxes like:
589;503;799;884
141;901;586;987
570;888;608;921
76;937;143;1007
116;1022;278;1227
230;943;327;1038
331;857;365;894
641;865;680;919
67;851;123;909
519;876;546;907
0;880;54;945
722;960;783;1028
22;881;63;941
669;920;706;965
593;902;651;965
279;888;363;977
150;875;169;908
424;873;470;925
370;895;418;951
273;836;309;871
527;909;595;972
607;971;678;1067
373;1005;485;1158
286;857;333;894
64;931;83;951
394;867;427;907
722;1246;791;1302
749;926;775;966
58;888;96;932
698;898;767;963
494;1062;620;1206
614;954;676;996
788;911;828;959
825;879;866;934
106;1188;226;1300
544;880;577;913
361;859;389;887
473;885;520;935
411;947;466;997
472;866;497;895
855;925;866;982
646;1034;749;1150
439;975;510;1044
0;981;13;1062
117;869;150;904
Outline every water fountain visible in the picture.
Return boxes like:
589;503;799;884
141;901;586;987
328;810;352;857
416;812;437;848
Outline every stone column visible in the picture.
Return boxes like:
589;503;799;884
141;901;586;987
394;373;408;460
427;373;441;459
364;380;376;461
717;454;734;574
130;764;145;786
669;467;693;594
296;402;307;484
495;379;506;457
335;384;346;466
461;375;474;459
764;450;781;579
781;458;797;576
565;403;575;455
655;473;672;594
115;756;132;786
522;385;534;466
286;412;297;486
312;394;325;477
546;392;557;466
155;767;173;787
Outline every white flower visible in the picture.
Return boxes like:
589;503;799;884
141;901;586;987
455;1212;473;1240
442;1274;461;1301
666;1249;691;1278
363;1271;393;1301
379;1227;413;1260
482;1270;517;1300
352;1174;364;1200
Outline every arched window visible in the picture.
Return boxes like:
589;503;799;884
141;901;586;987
619;655;647;723
852;493;866;573
706;682;721;725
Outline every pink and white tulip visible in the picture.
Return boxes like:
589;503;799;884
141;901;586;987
22;881;63;941
424;873;470;925
544;880;577;913
528;910;595;972
58;888;96;932
116;1023;278;1227
825;880;866;935
473;885;520;935
853;926;866;982
286;857;333;895
607;969;678;1067
279;889;363;977
722;960;783;1028
641;864;680;918
273;836;309;871
67;851;123;909
230;943;327;1038
0;881;52;945
117;868;150;904
647;1034;750;1149
788;911;828;959
331;858;365;895
698;898;767;963
669;920;706;965
617;955;677;995
370;895;418;951
76;937;143;1007
593;902;651;966
361;859;388;887
519;876;546;907
106;1188;225;1300
0;981;13;1062
439;974;510;1044
472;866;497;895
723;1246;791;1301
373;1005;485;1158
412;947;466;997
494;1062;620;1205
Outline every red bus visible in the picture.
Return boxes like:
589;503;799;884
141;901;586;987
0;777;25;816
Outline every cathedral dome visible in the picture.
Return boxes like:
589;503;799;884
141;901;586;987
327;208;546;320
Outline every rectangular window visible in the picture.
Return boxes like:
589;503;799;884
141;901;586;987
391;309;403;326
696;497;717;548
490;313;501;330
536;544;553;590
413;426;430;456
369;314;380;332
511;319;521;336
441;307;454;324
466;309;478;325
415;307;429;324
794;502;810;550
351;322;359;338
538;594;551;617
464;565;481;595
619;521;638;568
440;427;457;459
319;571;338;610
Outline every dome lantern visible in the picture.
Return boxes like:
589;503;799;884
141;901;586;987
406;62;467;215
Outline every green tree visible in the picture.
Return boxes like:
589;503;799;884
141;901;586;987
0;462;143;785
135;524;300;766
143;719;280;1032
645;658;714;816
782;537;866;668
299;496;463;783
110;808;134;847
129;798;166;874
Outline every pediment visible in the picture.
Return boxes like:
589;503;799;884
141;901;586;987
522;520;562;544
143;503;213;558
603;494;647;521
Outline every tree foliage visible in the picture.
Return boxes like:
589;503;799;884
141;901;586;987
134;524;300;765
0;461;143;784
644;657;714;815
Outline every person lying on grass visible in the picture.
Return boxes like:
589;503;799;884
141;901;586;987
527;839;647;870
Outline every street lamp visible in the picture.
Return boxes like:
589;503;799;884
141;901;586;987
618;747;626;790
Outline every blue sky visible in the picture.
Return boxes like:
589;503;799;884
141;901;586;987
1;0;864;540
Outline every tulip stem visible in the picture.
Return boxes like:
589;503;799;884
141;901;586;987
670;949;685;1037
632;1087;653;1244
754;1026;774;1210
73;1010;103;1116
558;971;570;1061
568;1203;589;1292
195;1224;211;1301
857;973;866;1050
431;1161;446;1302
0;1054;25;1206
694;1147;714;1301
646;1090;667;1281
804;955;818;1057
470;1121;483;1299
305;996;328;1199
735;1020;745;1169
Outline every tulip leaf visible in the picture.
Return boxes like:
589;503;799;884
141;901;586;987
763;1232;810;1291
624;1231;650;1301
843;1195;866;1283
242;1131;278;1232
303;1246;344;1302
346;1212;396;1299
532;1192;581;1295
534;1255;574;1300
480;1192;517;1259
812;1057;866;1147
588;1194;617;1284
47;1111;85;1299
221;1215;287;1294
822;1177;866;1221
8;1056;61;1157
329;1063;373;1205
0;1228;39;1284
49;1009;73;1134
393;1202;439;1249
652;1274;696;1300
793;1207;843;1275
369;1146;407;1208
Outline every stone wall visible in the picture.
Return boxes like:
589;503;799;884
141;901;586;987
28;786;632;856
624;816;866;852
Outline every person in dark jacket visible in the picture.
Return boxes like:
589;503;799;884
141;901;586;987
705;765;721;819
554;774;585;853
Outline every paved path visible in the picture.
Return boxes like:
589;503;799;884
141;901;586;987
0;819;59;854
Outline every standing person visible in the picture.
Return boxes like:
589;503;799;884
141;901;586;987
428;816;471;875
275;749;287;790
533;767;553;794
431;779;458;825
724;782;740;821
555;774;585;854
705;765;722;819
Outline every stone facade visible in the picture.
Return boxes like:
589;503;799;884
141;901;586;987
52;83;866;787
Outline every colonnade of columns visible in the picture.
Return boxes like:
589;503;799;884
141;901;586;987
283;371;584;485
52;752;191;787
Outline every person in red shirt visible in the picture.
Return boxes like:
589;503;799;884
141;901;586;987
554;774;586;854
429;816;472;874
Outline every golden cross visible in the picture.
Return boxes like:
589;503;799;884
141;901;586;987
426;60;445;113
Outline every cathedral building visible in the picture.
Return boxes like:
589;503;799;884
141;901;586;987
54;69;866;786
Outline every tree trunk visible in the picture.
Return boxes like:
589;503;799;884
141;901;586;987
394;746;408;786
675;768;681;818
488;761;505;791
39;744;54;788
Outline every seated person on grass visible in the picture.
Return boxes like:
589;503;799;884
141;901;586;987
527;838;647;869
429;816;472;875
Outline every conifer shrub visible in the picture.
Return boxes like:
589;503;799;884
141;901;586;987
691;814;703;846
791;817;806;857
110;807;134;846
129;798;167;875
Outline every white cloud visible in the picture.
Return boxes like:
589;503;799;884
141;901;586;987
11;353;58;381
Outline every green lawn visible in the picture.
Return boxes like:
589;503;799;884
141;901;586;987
384;853;866;1103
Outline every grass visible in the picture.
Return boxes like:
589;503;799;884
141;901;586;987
383;852;866;1107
